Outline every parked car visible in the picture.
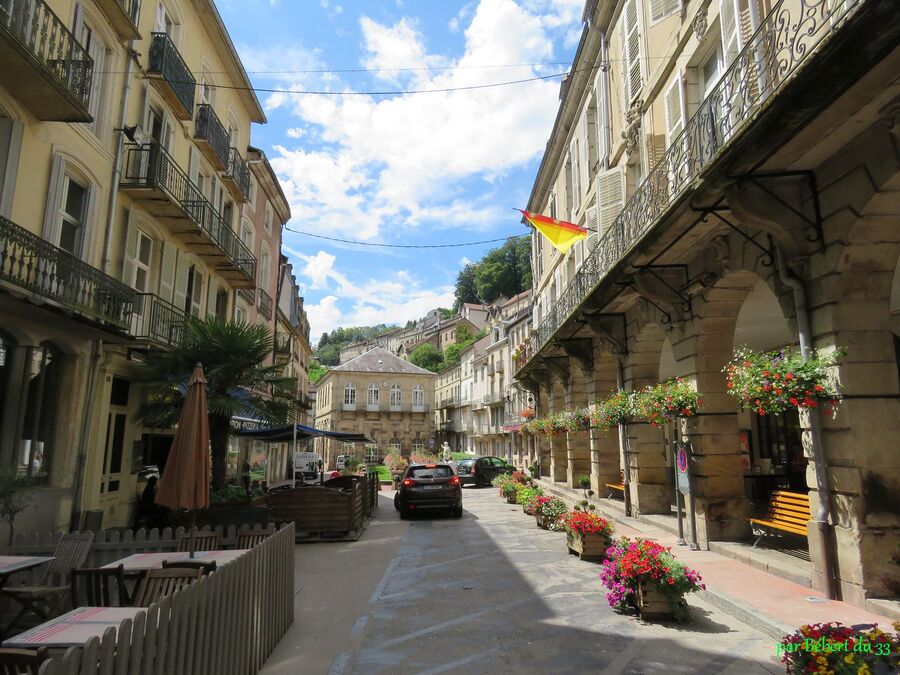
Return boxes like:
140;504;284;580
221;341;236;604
467;456;514;488
455;458;476;485
394;463;463;519
335;455;352;470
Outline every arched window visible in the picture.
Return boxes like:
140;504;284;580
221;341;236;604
388;438;401;454
390;384;401;409
411;438;425;455
412;384;425;409
343;382;356;407
20;342;63;478
367;383;379;409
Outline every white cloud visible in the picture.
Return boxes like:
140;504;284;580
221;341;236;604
306;295;343;336
267;0;573;241
285;127;306;139
458;256;472;267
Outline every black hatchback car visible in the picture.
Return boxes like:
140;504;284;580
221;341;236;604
395;463;462;519
463;456;514;488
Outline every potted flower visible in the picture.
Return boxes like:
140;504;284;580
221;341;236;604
562;510;614;561
492;473;514;496
534;496;568;530
556;409;590;433
520;407;535;420
502;482;519;503
778;622;899;674
635;378;703;427
588;391;637;432
724;346;843;417
516;486;542;512
600;537;705;620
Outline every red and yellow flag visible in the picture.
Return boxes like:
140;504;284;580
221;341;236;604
517;209;587;255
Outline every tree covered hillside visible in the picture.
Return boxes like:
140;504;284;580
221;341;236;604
454;237;531;309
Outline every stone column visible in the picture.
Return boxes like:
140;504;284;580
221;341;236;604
565;367;591;489
624;422;670;515
547;379;567;482
589;352;621;495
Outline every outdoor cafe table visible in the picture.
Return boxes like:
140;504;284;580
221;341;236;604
0;555;55;588
1;607;144;649
103;549;250;572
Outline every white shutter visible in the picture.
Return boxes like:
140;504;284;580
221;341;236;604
0;116;22;219
159;241;176;303
650;0;680;22
162;116;174;155
87;36;106;133
720;0;742;66
154;3;166;32
584;109;597;177
594;69;607;170
621;0;642;102
41;154;66;244
569;141;580;215
664;75;685;145
122;209;138;288
80;184;97;262
173;257;189;314
190;270;204;317
597;167;625;234
188;147;199;186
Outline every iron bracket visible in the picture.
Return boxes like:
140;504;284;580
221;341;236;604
691;207;774;267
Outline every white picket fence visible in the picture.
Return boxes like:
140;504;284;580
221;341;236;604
28;522;294;675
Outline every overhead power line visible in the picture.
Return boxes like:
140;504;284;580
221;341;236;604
284;227;528;248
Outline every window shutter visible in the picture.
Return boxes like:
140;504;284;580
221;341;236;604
141;84;151;136
664;75;685;145
159;241;176;303
584;109;597;177
569;140;580;215
621;0;642;102
122;209;138;288
173;257;189;314
597;167;625;234
162;117;174;154
650;0;680;22
87;36;106;133
189;269;204;317
188;147;199;186
206;277;217;317
41;154;66;245
720;0;742;66
0;116;22;219
80;183;97;263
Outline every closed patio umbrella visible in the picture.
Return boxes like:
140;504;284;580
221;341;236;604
156;362;210;557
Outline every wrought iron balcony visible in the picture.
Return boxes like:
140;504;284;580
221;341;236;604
147;32;195;120
517;0;866;374
131;293;185;347
223;148;250;203
258;288;273;320
0;0;93;121
0;215;134;330
436;396;457;409
94;0;141;40
194;104;230;171
483;392;505;405
120;142;257;286
439;420;455;431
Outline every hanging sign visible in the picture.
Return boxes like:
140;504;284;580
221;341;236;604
675;440;692;495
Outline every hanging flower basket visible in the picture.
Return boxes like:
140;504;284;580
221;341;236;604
634;378;703;427
724;347;843;417
520;407;535;419
588;391;637;432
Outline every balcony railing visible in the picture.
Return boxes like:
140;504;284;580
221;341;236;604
131;293;185;347
518;0;863;372
194;104;230;171
258;289;273;320
483;392;504;405
121;142;257;283
0;0;93;121
147;32;195;119
223;148;250;203
436;396;457;409
0;215;134;329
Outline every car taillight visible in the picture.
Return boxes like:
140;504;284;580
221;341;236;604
449;476;460;486
402;479;414;487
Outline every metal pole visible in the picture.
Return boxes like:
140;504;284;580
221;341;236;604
675;490;686;546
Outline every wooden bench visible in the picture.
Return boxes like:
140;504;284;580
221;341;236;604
748;490;811;546
605;470;625;498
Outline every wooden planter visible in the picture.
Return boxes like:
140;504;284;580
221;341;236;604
506;493;518;504
637;583;675;620
566;531;610;561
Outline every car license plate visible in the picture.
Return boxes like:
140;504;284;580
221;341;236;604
423;485;443;490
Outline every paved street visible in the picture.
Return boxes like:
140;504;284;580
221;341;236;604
264;487;783;674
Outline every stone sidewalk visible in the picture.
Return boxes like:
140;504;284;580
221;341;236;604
534;479;897;639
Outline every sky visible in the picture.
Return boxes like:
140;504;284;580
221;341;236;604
216;0;585;343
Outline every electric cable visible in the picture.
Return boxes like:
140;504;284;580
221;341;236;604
284;227;528;248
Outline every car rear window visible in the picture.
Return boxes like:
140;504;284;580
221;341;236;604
458;459;474;466
409;466;454;479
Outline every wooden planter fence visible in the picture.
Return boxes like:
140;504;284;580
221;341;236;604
34;523;295;675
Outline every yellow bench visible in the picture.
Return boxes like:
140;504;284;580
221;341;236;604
605;470;625;498
748;490;810;546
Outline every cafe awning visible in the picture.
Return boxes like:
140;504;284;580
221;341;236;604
235;424;374;444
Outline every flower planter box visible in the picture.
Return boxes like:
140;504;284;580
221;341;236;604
637;583;675;620
566;531;609;561
506;493;518;504
535;513;556;530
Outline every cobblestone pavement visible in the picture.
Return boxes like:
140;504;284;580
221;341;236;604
265;487;784;675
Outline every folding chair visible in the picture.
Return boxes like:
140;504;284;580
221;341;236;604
0;647;48;675
177;531;220;552
70;564;129;607
1;533;94;636
132;567;203;607
161;559;216;576
234;529;273;549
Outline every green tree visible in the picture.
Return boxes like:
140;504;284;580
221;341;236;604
455;324;471;344
453;264;479;310
408;343;444;372
308;359;328;384
136;317;297;491
438;307;454;319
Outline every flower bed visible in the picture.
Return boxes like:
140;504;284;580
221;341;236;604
600;537;704;621
777;622;899;674
724;347;843;416
562;511;614;561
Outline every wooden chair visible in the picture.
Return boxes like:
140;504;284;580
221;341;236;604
234;530;273;549
70;565;129;608
1;533;94;636
132;568;203;607
748;490;811;546
177;531;220;552
0;647;48;675
162;559;217;576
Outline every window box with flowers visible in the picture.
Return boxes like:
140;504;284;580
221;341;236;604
532;496;567;530
588;391;637;432
634;378;703;427
562;511;614;561
600;537;705;621
724;347;843;417
777;622;898;674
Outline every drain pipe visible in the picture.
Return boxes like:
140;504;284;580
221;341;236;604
773;244;839;600
600;33;612;172
102;42;138;274
615;352;632;517
70;338;103;532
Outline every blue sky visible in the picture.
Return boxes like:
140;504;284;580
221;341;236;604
216;0;585;342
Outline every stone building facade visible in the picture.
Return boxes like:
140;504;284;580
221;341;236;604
513;0;899;610
314;348;435;468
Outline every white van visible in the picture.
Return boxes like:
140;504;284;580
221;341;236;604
335;454;353;471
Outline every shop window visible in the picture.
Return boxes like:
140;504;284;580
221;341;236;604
20;343;64;479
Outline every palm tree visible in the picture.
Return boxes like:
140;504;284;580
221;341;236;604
136;317;298;491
